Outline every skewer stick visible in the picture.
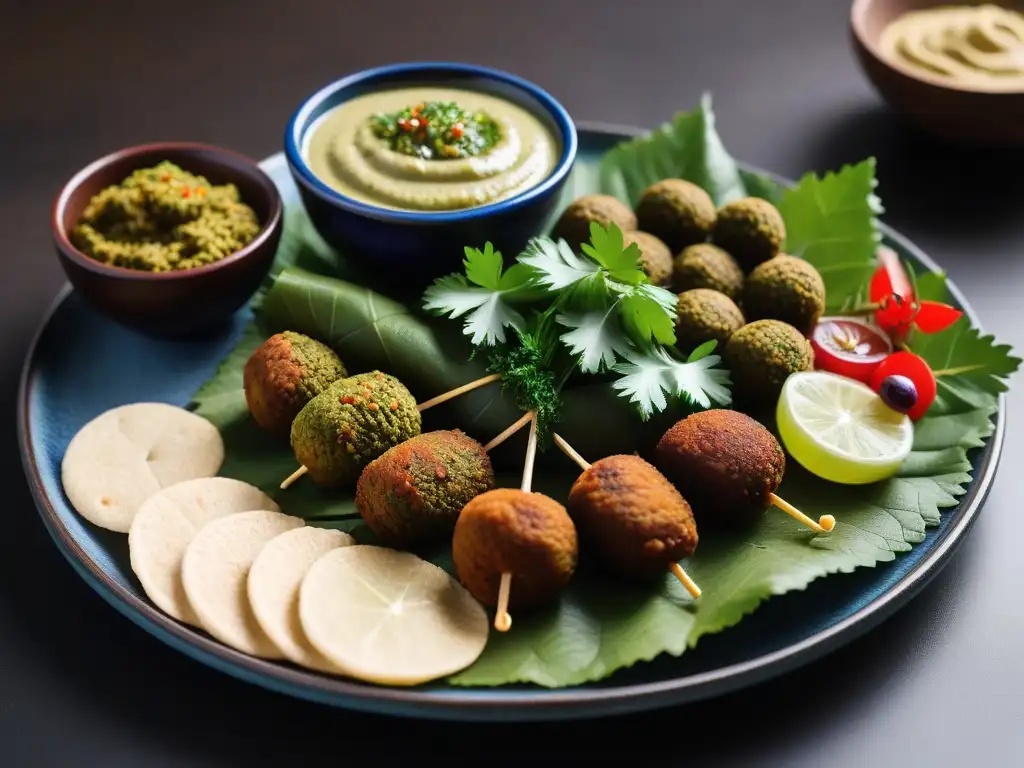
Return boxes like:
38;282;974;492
553;433;591;471
280;465;308;490
494;413;539;633
416;373;501;413
670;562;702;599
483;410;534;453
769;493;836;533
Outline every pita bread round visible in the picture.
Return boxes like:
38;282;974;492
129;477;280;626
61;402;224;532
181;510;304;658
247;527;354;673
299;545;489;685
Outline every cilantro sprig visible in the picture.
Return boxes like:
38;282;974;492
423;223;732;424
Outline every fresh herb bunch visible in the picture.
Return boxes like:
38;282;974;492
370;101;501;160
423;223;733;424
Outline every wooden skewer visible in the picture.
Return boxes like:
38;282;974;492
769;493;836;533
554;432;702;600
416;373;501;413
280;465;308;490
493;413;539;634
483;410;534;453
553;433;591;471
670;562;702;599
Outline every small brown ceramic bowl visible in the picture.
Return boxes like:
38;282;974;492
851;0;1024;146
53;142;283;336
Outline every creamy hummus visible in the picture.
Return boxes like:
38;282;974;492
879;4;1024;90
302;86;560;211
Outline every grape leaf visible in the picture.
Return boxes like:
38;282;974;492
598;93;747;206
778;160;883;311
910;317;1021;398
611;345;732;418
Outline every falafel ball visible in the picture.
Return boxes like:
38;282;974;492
623;230;673;287
742;255;826;335
672;243;744;299
552;194;637;251
243;331;347;436
567;455;697;581
722;319;814;410
655;409;786;529
290;371;421;487
355;430;495;548
452;489;578;611
675;288;746;352
635;179;717;253
711;197;786;271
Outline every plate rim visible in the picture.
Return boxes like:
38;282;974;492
17;123;1007;721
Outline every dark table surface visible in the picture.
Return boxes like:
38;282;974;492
4;0;1023;764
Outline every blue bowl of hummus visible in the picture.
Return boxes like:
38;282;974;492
285;62;577;279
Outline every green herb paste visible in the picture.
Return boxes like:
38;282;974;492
370;101;501;160
71;161;261;272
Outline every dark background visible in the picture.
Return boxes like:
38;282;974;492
3;1;1023;764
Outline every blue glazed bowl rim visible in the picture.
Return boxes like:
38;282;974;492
284;61;578;223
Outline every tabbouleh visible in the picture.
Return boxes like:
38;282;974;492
71;161;261;272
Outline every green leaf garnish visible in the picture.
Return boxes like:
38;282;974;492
555;306;633;373
778;159;883;311
687;339;719;362
423;243;538;346
598;93;746;206
910;317;1021;401
579;221;644;285
611;345;732;419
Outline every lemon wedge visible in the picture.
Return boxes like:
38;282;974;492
777;371;914;485
299;545;488;686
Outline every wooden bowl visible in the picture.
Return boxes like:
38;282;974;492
851;0;1024;145
53;143;283;336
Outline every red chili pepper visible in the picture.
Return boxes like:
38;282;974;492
868;247;961;338
397;118;409;131
181;187;191;199
160;174;171;182
451;123;464;139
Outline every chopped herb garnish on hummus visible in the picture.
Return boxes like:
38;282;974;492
370;101;501;160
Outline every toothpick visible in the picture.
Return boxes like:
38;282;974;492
669;562;702;599
520;413;538;494
483;411;534;453
494;572;513;632
553;433;590;472
768;493;835;533
280;465;308;490
416;373;501;413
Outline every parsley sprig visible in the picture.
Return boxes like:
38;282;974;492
423;223;732;426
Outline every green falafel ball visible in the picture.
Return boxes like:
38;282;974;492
623;230;673;286
722;319;814;410
243;331;347;436
742;255;826;335
672;243;744;299
711;197;786;271
635;179;717;253
290;371;421;487
553;194;637;251
675;289;746;352
355;430;496;548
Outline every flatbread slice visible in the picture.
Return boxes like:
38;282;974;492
129;477;280;626
299;545;489;685
61;402;224;532
181;510;303;658
248;526;354;672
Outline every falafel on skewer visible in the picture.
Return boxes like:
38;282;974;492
279;371;506;490
452;413;579;633
552;434;702;599
280;371;422;489
654;409;836;533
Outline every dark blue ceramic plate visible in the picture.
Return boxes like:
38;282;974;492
18;128;1005;722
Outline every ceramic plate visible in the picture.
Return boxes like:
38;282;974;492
18;127;1005;721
